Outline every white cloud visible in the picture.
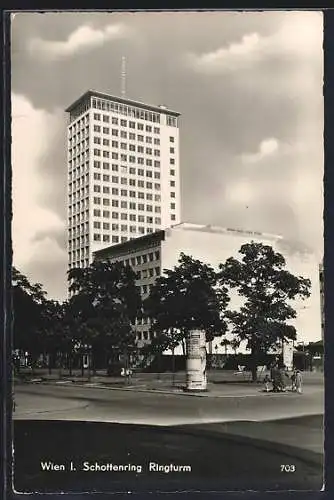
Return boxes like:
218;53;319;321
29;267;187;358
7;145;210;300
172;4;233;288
187;11;322;74
242;138;279;164
226;180;254;204
29;23;129;60
11;94;66;277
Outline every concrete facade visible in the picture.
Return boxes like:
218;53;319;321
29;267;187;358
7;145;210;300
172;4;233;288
66;90;181;273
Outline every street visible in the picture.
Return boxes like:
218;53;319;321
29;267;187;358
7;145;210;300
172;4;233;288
13;382;324;492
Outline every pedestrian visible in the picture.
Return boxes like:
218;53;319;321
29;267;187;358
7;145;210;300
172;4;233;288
263;374;271;392
291;369;297;392
295;369;303;394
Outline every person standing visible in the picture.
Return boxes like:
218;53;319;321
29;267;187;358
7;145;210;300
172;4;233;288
295;369;303;394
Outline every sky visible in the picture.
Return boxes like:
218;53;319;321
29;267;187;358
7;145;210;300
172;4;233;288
11;11;324;301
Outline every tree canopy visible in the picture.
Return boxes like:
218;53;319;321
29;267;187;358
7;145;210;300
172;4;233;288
144;253;229;353
218;242;311;380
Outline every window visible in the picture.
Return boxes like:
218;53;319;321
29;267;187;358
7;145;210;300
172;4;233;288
146;205;153;212
138;157;144;165
103;199;110;206
129;144;136;152
171;202;176;209
129;132;136;140
154;150;160;157
121;154;127;162
146;170;153;178
120;119;127;127
138;180;144;188
103;163;110;171
112;235;119;243
146;147;152;154
171;192;175;198
94;160;101;168
170;136;175;142
121;214;128;222
138;215;145;223
154;172;160;179
112;223;119;230
171;214;176;221
170;158;175;165
137;123;144;130
138;203;144;211
103;127;109;134
94;197;101;204
112;200;119;207
139;227;145;234
121;130;127;138
138;192;144;199
112;164;118;172
94;113;101;120
94;233;101;241
112;212;119;219
146;182;153;189
112;117;118;125
129;202;136;210
130;214;136;222
103;138;110;146
129;179;136;186
170;169;175;176
121;237;127;243
103;115;109;123
154;138;160;145
170;147;175;154
155;206;161;213
103;174;110;181
146;159;152;166
112;152;118;160
112;129;118;136
170;180;175;187
129;167;136;174
154;183;161;190
103;222;110;230
136;256;141;265
138;169;144;176
155;217;161;225
94;149;101;156
146;137;152;144
129;121;135;129
154;127;160;134
94;185;101;193
121;142;127;150
93;209;101;216
147;216;153;224
121;224;127;231
94;125;101;132
103;151;109;158
146;125;152;132
138;146;144;153
103;235;110;242
121;177;127;185
112;188;119;195
94;173;101;180
121;189;127;196
149;253;154;262
103;210;110;218
94;221;101;229
137;135;144;142
103;186;110;194
129;156;136;163
121;201;127;208
129;190;136;198
112;176;119;183
112;140;118;148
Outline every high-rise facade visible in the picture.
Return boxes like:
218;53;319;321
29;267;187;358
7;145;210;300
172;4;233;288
65;90;181;271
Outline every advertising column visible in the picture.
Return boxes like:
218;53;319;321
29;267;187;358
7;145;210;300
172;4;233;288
186;330;207;391
282;340;294;370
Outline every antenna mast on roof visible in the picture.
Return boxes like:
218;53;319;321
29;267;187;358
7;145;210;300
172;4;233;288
121;56;126;97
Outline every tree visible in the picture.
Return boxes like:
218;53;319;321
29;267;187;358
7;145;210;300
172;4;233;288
68;260;142;370
219;242;311;382
144;253;230;356
12;267;49;369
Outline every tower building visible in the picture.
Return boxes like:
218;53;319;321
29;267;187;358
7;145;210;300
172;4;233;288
66;90;181;270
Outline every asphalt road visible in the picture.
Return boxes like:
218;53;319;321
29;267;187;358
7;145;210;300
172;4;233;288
13;418;323;493
12;383;324;493
14;382;324;425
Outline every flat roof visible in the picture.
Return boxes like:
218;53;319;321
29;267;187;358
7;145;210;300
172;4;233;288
65;90;181;117
170;222;282;241
94;230;165;259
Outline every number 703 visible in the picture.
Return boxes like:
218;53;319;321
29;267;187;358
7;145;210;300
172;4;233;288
281;465;296;472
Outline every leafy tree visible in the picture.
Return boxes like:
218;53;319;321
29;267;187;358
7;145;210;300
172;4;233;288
68;260;142;370
12;267;49;368
144;253;230;355
219;242;311;381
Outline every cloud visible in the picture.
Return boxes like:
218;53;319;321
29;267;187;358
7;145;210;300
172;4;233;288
187;11;322;74
241;138;279;164
12;94;67;296
28;23;129;60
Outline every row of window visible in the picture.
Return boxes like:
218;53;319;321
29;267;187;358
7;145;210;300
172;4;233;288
93;150;175;165
92;173;171;186
94;113;161;133
93;160;162;170
92;98;162;124
92;202;162;213
92;216;161;227
137;267;160;279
